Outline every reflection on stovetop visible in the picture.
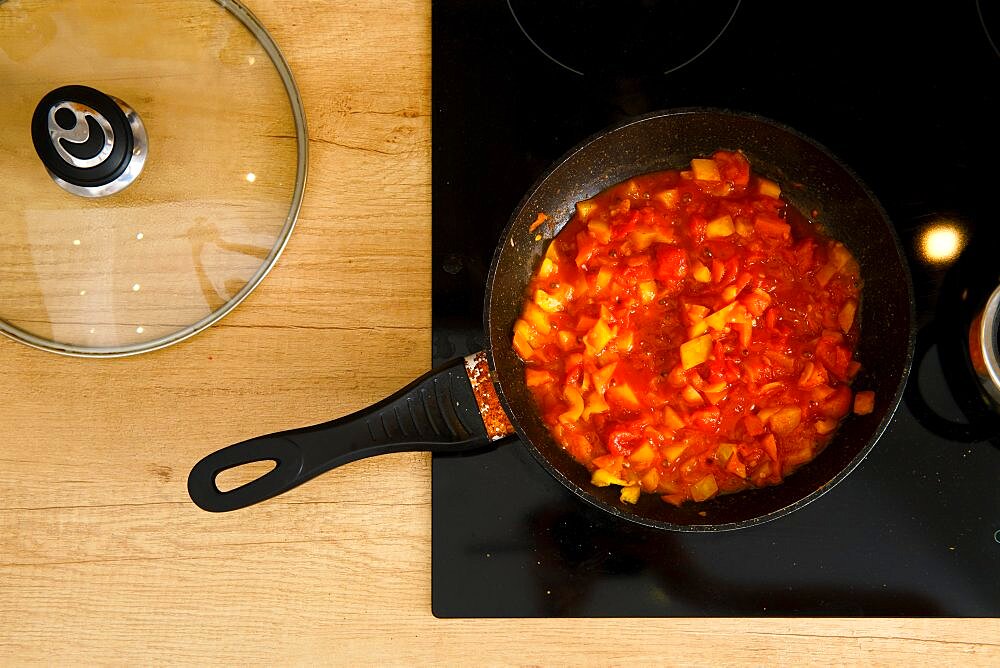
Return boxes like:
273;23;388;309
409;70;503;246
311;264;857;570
432;0;1000;617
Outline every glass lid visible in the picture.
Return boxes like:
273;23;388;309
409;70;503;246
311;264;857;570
0;0;307;356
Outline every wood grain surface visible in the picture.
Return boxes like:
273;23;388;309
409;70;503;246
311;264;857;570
1;1;997;665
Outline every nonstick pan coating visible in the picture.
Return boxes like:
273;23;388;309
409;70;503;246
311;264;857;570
486;108;915;530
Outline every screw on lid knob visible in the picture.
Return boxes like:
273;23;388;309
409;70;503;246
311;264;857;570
31;85;147;198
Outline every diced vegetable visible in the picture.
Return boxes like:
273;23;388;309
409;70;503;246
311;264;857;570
725;453;747;478
591;468;627;487
620;485;641;504
716;442;736;464
594;266;613;292
853;390;875;415
754;214;791;239
513;322;534;360
525;369;554;387
662;405;685;430
703;302;740;331
681;384;704;406
529;212;549;232
690;158;721;181
522;302;551;335
661;444;687;462
590;362;617;395
584;318;615;355
705;214;735;238
815;262;837;287
557;330;575;350
639;468;660;493
638;280;658;303
829;242;852;269
721;273;753;303
769;406;802;435
690;474;719;501
760;434;778;462
534;289;564;313
654;246;689;283
742;288;772;316
576;199;598;220
680;333;713;370
581;391;609;419
607;383;641;410
757;177;781;198
559;386;584;424
629;442;657;469
656;189;679;208
839;299;857;333
587;219;612;243
691;261;712;283
814;418;838;434
743;414;765;437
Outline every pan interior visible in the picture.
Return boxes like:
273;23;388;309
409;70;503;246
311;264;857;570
486;109;913;530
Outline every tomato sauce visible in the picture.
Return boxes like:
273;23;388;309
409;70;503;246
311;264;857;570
513;151;864;506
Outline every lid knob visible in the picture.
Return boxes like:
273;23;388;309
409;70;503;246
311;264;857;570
31;85;147;198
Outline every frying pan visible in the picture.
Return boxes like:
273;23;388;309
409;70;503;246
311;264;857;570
188;108;915;530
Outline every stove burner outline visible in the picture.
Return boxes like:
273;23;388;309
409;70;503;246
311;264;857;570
977;0;999;58
506;0;742;77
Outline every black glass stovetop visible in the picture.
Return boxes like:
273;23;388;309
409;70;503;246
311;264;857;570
431;0;1000;616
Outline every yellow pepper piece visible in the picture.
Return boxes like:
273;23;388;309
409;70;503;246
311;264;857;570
656;189;680;208
584;318;615;356
705;214;735;238
839;299;857;333
522;302;551;335
703;302;738;331
690;158;721;181
591;468;627;487
558;386;584;424
629;442;657;469
757;178;781;198
576;199;598;220
638;280;658;303
607;383;641;409
661;444;687;462
590;361;618;396
680;333;713;370
534;289;564;313
691;261;712;283
690;474;719;502
620;485;641;504
581;391;610;420
769;406;802;435
663;405;685;431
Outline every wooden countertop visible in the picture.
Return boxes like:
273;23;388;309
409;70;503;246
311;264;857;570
1;1;997;663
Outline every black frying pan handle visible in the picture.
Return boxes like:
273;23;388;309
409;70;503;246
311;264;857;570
188;357;491;512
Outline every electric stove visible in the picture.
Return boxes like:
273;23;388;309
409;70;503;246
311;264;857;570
432;0;1000;616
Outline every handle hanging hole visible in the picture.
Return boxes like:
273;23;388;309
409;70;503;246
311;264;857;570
215;459;277;492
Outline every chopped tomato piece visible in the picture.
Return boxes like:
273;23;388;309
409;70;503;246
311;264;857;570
690;406;722;433
755;214;791;239
654;246;688;283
